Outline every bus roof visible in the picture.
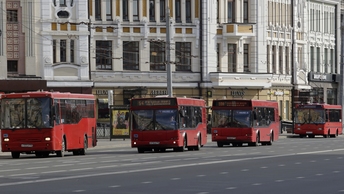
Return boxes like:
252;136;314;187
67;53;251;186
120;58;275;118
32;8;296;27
131;97;206;107
296;103;342;109
1;91;95;100
212;99;278;108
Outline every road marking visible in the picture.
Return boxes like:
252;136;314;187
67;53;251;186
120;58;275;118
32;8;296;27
70;168;93;172
9;173;37;177
72;190;85;192
2;148;344;187
26;166;48;170
0;169;20;173
53;164;74;167
41;170;67;174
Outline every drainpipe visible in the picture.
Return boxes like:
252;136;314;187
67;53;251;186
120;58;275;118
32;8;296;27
199;0;203;97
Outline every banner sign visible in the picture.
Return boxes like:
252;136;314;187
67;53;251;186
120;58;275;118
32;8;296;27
110;105;130;140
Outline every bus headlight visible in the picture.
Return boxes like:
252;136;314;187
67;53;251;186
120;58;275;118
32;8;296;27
3;138;9;142
45;137;51;141
297;128;300;130
318;128;322;130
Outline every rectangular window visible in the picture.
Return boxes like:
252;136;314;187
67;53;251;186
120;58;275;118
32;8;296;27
123;0;129;21
310;46;314;72
106;0;112;21
150;42;166;71
279;46;283;74
267;45;270;73
53;40;56;63
330;49;334;73
123;41;140;70
7;10;18;22
70;40;74;63
272;46;276;73
243;44;249;72
228;0;235;23
7;60;18;73
243;0;248;23
285;100;289;120
175;0;181;23
217;43;220;71
133;0;139;21
285;47;289;74
176;42;191;71
60;40;67;62
60;0;66;6
186;0;192;23
149;0;155;22
228;44;236;72
96;41;112;70
160;0;166;21
324;48;328;73
316;47;320;72
95;0;101;21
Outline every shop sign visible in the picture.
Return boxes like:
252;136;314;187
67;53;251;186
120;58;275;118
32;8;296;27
151;90;167;95
231;90;245;97
96;90;108;95
274;91;284;96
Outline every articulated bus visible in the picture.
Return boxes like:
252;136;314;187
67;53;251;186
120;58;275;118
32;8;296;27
294;103;342;138
1;91;97;158
130;97;207;153
211;99;280;147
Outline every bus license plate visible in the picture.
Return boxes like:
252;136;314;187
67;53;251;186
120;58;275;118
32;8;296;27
306;132;313;134
149;142;160;145
227;137;236;139
21;144;33;148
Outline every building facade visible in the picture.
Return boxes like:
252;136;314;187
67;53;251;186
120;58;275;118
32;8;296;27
0;0;341;126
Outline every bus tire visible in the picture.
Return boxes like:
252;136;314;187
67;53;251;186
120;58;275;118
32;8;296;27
178;137;187;152
11;152;20;159
137;148;144;153
194;136;201;151
80;136;88;155
267;133;273;146
57;138;66;157
254;134;260;146
217;142;224;147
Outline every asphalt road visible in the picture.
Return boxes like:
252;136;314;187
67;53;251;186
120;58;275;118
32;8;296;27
1;134;344;194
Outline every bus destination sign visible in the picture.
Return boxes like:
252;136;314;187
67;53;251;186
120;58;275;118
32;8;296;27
213;100;251;107
132;99;177;106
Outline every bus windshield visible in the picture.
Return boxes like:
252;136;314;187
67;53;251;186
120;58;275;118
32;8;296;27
1;98;52;129
132;109;178;131
212;110;252;128
295;109;325;124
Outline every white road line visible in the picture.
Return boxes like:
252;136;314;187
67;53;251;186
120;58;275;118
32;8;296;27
41;170;67;174
10;173;37;177
2;148;344;187
0;169;20;173
26;166;48;170
53;164;74;167
70;168;93;172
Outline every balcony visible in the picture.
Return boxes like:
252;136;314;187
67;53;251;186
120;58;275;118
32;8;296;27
218;23;255;38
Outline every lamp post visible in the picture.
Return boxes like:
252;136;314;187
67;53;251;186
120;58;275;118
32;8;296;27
166;4;173;97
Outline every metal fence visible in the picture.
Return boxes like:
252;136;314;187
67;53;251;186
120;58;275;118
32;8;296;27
96;123;111;139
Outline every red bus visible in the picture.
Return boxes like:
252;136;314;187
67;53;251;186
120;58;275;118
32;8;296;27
294;103;342;138
1;91;97;158
130;97;207;153
211;99;280;147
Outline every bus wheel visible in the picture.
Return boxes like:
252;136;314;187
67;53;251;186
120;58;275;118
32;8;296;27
57;138;66;157
254;135;260;146
267;133;273;146
80;136;88;155
217;142;224;147
194;136;201;151
35;152;43;158
137;148;144;153
11;152;20;159
177;137;187;152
